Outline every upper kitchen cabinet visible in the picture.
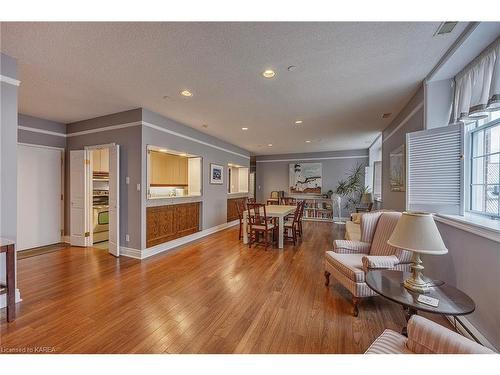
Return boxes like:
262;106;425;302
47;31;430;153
147;146;202;199
93;148;109;173
150;151;188;186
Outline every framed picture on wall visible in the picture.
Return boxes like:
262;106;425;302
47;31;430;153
210;163;224;184
389;144;405;192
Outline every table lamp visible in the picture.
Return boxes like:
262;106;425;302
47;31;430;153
387;212;448;293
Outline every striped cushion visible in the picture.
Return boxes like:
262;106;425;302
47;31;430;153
325;251;365;282
406;315;494;354
360;212;383;242
370;212;401;256
365;329;411;354
395;248;413;263
362;255;399;271
333;240;371;254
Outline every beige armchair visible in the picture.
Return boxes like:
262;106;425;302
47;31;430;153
324;211;413;316
365;315;494;354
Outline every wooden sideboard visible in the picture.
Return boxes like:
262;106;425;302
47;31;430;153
227;197;247;222
146;202;201;248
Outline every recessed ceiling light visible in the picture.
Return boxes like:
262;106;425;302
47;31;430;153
287;65;297;72
262;69;276;79
268;143;273;147
242;127;248;130
202;124;208;128
305;140;311;143
295;120;303;124
382;113;392;119
180;90;193;97
162;95;170;100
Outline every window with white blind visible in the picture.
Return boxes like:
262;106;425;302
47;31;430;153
406;124;464;215
469;112;500;218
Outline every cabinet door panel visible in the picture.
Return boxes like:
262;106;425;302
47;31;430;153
176;203;200;237
146;205;177;247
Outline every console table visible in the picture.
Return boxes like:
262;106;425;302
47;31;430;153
366;270;475;336
0;238;16;322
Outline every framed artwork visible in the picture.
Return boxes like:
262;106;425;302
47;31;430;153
289;163;322;194
389;144;405;192
210;163;224;184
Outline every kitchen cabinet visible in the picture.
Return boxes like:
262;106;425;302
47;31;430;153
93;148;109;173
146;202;201;247
150;151;188;186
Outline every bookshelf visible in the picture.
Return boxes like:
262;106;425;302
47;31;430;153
298;196;333;222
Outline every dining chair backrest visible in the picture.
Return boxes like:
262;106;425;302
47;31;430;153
270;191;280;199
297;200;305;220
247;197;255;204
247;203;268;228
236;200;245;221
281;197;297;205
267;199;279;205
290;201;302;224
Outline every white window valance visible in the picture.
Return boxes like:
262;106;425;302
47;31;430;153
453;38;500;123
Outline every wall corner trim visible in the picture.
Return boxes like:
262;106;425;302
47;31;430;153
121;220;240;260
0;74;21;87
382;101;424;144
19;125;67;138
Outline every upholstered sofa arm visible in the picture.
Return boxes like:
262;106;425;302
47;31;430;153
407;315;494;354
362;255;400;271
333;240;371;254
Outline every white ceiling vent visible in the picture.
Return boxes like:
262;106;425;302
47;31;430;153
435;22;458;36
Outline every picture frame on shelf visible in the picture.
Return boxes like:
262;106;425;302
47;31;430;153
210;163;224;184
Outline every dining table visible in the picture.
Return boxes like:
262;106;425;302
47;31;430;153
242;204;297;249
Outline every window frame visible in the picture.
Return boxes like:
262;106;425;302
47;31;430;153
467;117;500;219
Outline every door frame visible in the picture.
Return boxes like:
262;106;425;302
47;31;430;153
84;143;117;255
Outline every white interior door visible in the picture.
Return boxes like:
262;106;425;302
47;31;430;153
70;150;91;247
17;145;62;251
108;145;120;256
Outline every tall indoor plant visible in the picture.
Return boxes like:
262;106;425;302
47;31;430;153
334;164;367;217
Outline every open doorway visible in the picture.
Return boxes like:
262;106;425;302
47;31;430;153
91;147;109;250
69;144;120;256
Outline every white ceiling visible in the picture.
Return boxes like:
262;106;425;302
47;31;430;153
1;22;467;155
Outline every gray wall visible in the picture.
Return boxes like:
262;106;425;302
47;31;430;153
0;53;18;292
381;83;500;350
18;114;66;149
255;150;368;218
382;87;424;211
65;109;143;250
141;109;250;249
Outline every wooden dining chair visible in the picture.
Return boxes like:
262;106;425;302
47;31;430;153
284;201;302;245
235;199;247;240
297;200;305;237
247;203;277;250
280;197;297;205
267;199;279;205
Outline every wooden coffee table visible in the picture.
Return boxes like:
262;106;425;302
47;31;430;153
366;270;475;335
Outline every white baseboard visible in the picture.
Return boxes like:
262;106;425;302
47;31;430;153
119;246;142;259
0;288;22;309
120;220;239;260
446;315;496;351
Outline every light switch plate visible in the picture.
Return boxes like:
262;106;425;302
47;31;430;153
136;183;141;191
125;177;130;184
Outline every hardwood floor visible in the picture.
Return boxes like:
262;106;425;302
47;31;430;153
0;222;449;353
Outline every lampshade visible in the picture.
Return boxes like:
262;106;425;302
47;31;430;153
387;212;448;255
360;192;373;204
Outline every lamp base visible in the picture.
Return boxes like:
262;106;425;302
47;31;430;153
403;276;431;294
404;252;431;294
